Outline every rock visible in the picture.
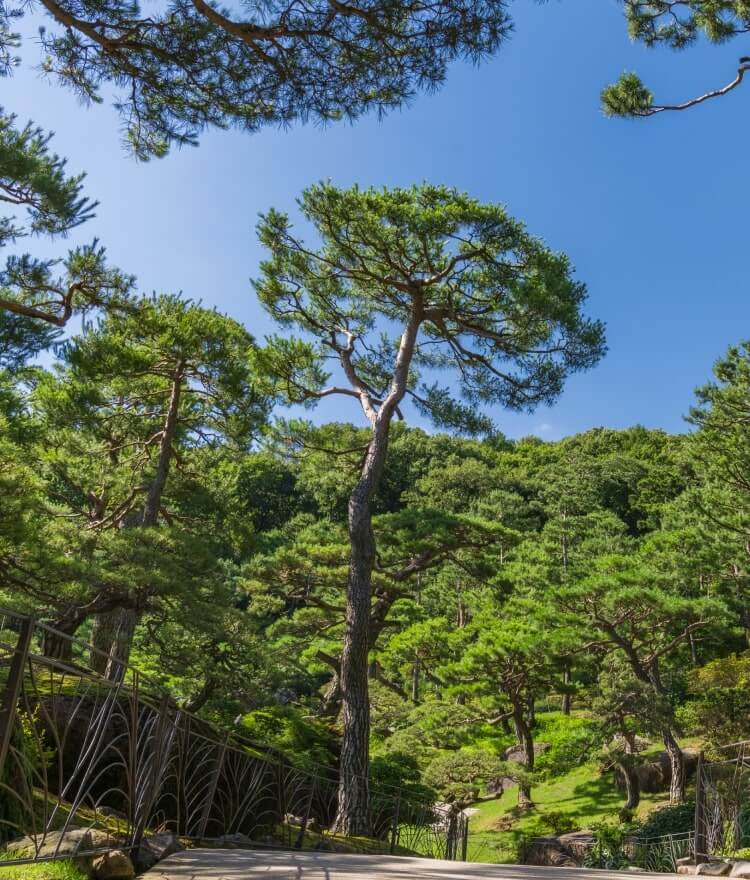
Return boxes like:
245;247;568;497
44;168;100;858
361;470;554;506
697;862;733;876
133;832;183;871
143;832;183;859
678;867;695;874
7;828;105;859
92;850;135;880
503;742;550;763
677;858;695;867
730;862;750;878
523;836;577;867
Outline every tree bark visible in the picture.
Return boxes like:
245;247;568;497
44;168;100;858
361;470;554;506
618;760;640;811
90;606;138;679
561;663;572;715
513;704;535;810
333;460;378;836
663;728;685;804
333;303;422;836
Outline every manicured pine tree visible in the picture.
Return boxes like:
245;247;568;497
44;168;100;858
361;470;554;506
252;181;606;834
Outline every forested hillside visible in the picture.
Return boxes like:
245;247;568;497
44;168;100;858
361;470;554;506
3;272;750;852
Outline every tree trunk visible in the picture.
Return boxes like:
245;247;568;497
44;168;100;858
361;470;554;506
89;367;183;680
332;305;421;836
663;728;685;804
90;607;138;679
618;760;640;811
319;673;342;719
42;607;87;660
333;475;377;836
561;663;572;715
513;705;535;811
526;693;536;727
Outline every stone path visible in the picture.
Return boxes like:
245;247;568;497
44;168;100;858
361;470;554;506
144;848;680;879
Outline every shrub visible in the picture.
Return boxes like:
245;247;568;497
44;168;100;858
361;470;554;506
583;820;633;869
636;802;696;838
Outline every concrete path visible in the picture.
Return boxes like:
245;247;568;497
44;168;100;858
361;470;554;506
144;848;680;880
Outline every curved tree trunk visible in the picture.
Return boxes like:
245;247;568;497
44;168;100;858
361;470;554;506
618;760;640;811
42;608;87;660
513;704;535;811
332;304;421;836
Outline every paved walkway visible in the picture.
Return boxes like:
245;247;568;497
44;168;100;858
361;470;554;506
144;848;680;879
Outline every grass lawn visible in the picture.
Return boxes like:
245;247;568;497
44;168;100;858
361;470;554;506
0;858;88;880
466;760;676;864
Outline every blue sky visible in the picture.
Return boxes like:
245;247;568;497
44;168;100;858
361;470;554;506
10;0;750;440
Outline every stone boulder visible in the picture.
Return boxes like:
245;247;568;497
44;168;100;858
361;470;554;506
7;828;114;860
92;850;135;880
697;862;733;876
523;836;577;867
132;832;183;872
503;742;550;763
730;862;750;878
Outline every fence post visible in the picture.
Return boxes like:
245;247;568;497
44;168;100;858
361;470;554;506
446;810;457;861
131;695;173;851
0;616;34;776
197;733;229;841
294;775;317;850
694;750;707;865
460;813;469;862
389;792;401;855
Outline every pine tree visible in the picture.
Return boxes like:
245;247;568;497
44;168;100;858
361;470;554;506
252;181;606;833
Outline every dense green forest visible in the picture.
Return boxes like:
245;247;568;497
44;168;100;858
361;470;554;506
2;81;750;854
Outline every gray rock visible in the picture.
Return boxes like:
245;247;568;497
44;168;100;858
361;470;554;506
503;742;550;763
697;862;732;876
678;867;697;875
7;828;113;859
143;832;182;860
730;862;750;878
133;832;183;871
92;850;135;880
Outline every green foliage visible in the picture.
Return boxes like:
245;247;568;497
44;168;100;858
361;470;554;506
423;749;507;803
3;2;513;158
0;109;133;342
678;652;750;747
635;801;696;838
601;72;654;118
370;752;435;802
240;706;338;770
583;819;633;869
534;714;602;779
255;182;605;426
0;857;88;880
604;3;750;119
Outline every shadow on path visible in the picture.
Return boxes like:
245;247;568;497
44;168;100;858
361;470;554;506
144;848;681;880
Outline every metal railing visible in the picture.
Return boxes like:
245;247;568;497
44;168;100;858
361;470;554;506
696;740;750;862
0;608;467;865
